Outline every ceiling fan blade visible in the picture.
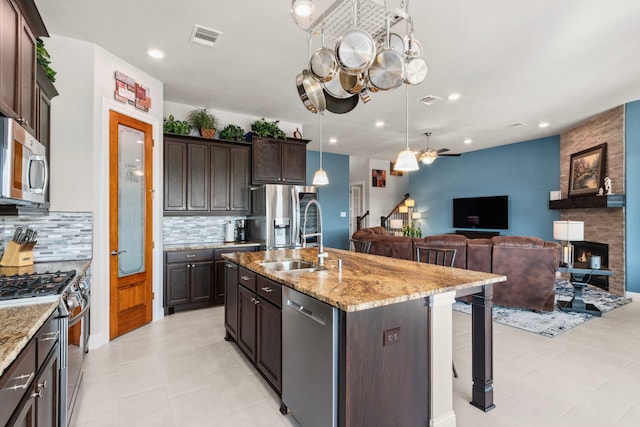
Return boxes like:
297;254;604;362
438;153;462;157
436;148;450;154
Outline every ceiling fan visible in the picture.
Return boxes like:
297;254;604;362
415;132;461;165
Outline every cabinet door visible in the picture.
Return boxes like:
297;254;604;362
213;258;226;306
224;262;239;338
165;263;190;306
0;0;20;117
237;285;257;360
19;18;36;135
252;138;282;184
229;146;250;213
187;143;210;211
163;140;187;211
210;145;230;211
9;395;35;427
36;348;59;427
281;141;307;184
256;299;282;392
190;261;214;303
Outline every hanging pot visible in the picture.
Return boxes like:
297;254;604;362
339;71;365;95
404;57;428;85
324;89;359;114
324;74;353;99
367;14;405;91
296;69;326;113
334;0;376;76
309;30;338;82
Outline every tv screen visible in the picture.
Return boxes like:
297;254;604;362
452;196;509;230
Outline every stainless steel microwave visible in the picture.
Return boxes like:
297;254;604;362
0;117;48;205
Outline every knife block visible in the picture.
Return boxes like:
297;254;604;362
0;241;34;267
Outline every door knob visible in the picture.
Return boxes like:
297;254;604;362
111;250;127;256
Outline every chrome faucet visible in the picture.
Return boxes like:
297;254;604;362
301;199;327;265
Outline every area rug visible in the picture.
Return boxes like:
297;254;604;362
452;280;632;338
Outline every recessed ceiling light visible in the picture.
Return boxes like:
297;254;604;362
147;49;165;59
329;138;337;144
375;121;384;127
464;138;472;144
538;122;550;128
448;93;461;101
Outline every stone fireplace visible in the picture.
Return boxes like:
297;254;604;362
573;241;609;291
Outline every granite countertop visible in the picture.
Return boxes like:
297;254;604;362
164;242;262;251
0;260;92;377
0;301;59;376
223;248;506;312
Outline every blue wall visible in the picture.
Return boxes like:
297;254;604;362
307;151;350;250
625;100;640;292
408;136;561;240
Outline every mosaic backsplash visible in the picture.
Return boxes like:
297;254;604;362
1;212;93;261
163;215;246;245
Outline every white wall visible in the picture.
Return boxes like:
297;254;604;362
46;34;164;349
350;155;409;228
164;100;302;138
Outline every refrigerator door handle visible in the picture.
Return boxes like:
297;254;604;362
292;187;301;247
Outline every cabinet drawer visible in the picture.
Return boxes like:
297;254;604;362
238;267;256;292
166;249;214;264
0;340;36;426
257;276;282;308
36;310;60;367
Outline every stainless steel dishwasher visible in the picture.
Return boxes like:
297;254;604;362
282;287;338;427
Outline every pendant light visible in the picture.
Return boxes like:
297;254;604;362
393;84;419;172
291;0;314;30
312;112;329;186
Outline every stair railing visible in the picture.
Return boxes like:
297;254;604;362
381;193;411;234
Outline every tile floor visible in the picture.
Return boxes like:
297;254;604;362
71;299;640;426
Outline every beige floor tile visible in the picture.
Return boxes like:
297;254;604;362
119;386;175;427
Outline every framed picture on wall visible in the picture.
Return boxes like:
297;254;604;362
372;169;386;187
568;143;607;197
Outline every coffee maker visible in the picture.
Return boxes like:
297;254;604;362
237;219;248;242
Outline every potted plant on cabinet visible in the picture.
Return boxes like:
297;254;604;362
219;124;247;141
250;118;287;139
163;115;191;135
187;107;220;138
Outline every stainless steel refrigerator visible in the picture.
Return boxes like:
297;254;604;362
247;185;318;249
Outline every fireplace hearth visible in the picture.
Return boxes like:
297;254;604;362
573;241;609;291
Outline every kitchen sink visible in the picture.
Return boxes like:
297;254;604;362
259;259;325;273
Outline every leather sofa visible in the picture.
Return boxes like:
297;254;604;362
351;227;560;312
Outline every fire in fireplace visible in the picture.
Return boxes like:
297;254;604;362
573;241;609;291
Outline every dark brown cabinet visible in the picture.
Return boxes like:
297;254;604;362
251;136;309;185
0;0;49;137
164;249;215;314
214;246;256;306
228;264;282;393
224;261;240;340
164;135;251;215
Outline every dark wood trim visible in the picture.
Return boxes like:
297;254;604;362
549;194;625;209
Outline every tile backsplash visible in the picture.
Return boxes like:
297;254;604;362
163;215;246;245
1;212;93;261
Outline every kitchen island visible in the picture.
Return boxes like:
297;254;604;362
223;247;506;427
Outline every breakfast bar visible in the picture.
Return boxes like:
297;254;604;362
223;247;506;427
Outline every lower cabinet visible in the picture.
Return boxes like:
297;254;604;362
227;264;282;393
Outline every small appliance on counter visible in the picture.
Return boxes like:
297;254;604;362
237;219;248;242
0;226;38;266
224;220;235;243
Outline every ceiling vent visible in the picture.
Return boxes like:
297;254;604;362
506;122;527;128
190;25;223;48
417;95;443;105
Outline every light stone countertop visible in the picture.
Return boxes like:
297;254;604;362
163;242;261;251
223;247;506;312
0;260;92;377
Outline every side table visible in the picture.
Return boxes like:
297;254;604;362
557;264;613;317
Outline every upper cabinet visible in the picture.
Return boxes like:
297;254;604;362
0;0;50;137
164;134;251;215
251;136;309;185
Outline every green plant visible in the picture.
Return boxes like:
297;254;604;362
187;108;220;130
163;115;191;135
251;118;287;139
36;39;56;82
219;124;247;141
402;222;422;238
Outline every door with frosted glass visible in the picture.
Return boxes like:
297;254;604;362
109;110;153;339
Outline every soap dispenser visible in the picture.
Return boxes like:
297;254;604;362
224;220;235;243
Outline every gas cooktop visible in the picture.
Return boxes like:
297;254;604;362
0;270;76;301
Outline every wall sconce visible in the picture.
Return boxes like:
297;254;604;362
398;205;409;213
404;198;415;207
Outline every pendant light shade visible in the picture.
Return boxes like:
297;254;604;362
393;84;419;172
312;112;329;186
291;0;314;17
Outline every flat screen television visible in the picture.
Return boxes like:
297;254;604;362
452;195;509;229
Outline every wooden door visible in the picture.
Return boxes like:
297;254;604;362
163;138;187;211
210;144;229;211
237;285;257;359
230;146;250;212
0;0;20;117
256;300;282;392
281;141;306;184
223;261;239;339
190;261;214;303
186;142;209;210
19;18;36;135
165;263;189;306
109;111;153;339
252;137;281;183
